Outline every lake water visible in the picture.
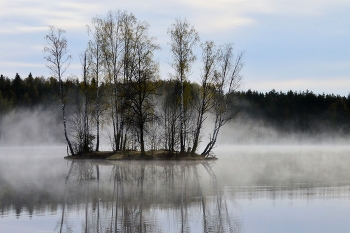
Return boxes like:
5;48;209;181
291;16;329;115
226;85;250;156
1;146;350;232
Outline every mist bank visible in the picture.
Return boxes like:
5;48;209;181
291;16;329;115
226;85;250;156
0;106;65;146
223;89;350;145
1;74;350;147
2;147;350;216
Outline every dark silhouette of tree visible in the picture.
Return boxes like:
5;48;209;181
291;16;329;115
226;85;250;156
168;18;200;154
122;19;160;157
191;41;218;154
12;73;23;104
202;44;244;157
87;16;104;152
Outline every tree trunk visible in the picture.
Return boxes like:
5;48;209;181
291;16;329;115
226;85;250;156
95;109;99;151
116;133;121;151
140;123;145;157
95;44;100;152
95;83;100;151
180;74;185;153
83;53;89;153
191;117;202;154
123;133;127;151
62;100;74;155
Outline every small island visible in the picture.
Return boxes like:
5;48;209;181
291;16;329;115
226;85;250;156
43;11;242;161
65;150;217;160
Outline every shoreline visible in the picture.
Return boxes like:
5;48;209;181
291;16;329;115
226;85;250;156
64;150;217;161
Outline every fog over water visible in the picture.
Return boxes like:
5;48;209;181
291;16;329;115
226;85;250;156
218;116;350;145
0;106;63;146
1;107;350;232
1;106;350;147
1;146;350;232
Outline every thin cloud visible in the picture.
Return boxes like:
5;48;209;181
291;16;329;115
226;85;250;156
0;26;48;34
1;0;348;34
0;61;44;68
0;41;44;58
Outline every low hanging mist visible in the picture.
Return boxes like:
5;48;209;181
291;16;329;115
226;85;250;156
0;106;63;146
1;94;349;148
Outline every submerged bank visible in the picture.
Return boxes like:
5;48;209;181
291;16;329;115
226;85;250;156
64;149;217;160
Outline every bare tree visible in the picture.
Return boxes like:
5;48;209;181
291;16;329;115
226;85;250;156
79;51;93;153
102;11;127;151
191;41;218;154
123;20;160;157
202;44;244;157
119;12;138;151
168;19;199;153
44;26;74;155
87;16;104;151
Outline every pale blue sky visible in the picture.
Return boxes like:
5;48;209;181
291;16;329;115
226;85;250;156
0;0;349;95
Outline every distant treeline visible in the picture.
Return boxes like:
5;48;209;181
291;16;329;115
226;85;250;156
0;73;58;108
234;89;350;135
1;73;350;137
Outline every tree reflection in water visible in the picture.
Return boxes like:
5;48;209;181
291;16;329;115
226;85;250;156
59;160;242;233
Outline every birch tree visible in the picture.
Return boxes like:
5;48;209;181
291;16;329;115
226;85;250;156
102;11;124;151
80;51;92;153
124;20;160;157
191;41;218;154
44;26;74;155
168;19;199;153
119;12;138;151
201;44;244;157
87;16;104;151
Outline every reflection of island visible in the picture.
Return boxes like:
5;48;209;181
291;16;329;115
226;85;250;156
3;150;350;232
59;160;242;233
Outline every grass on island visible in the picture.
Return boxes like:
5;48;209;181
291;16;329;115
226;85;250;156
65;149;216;160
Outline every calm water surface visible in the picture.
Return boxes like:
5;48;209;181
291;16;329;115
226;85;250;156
1;146;350;232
